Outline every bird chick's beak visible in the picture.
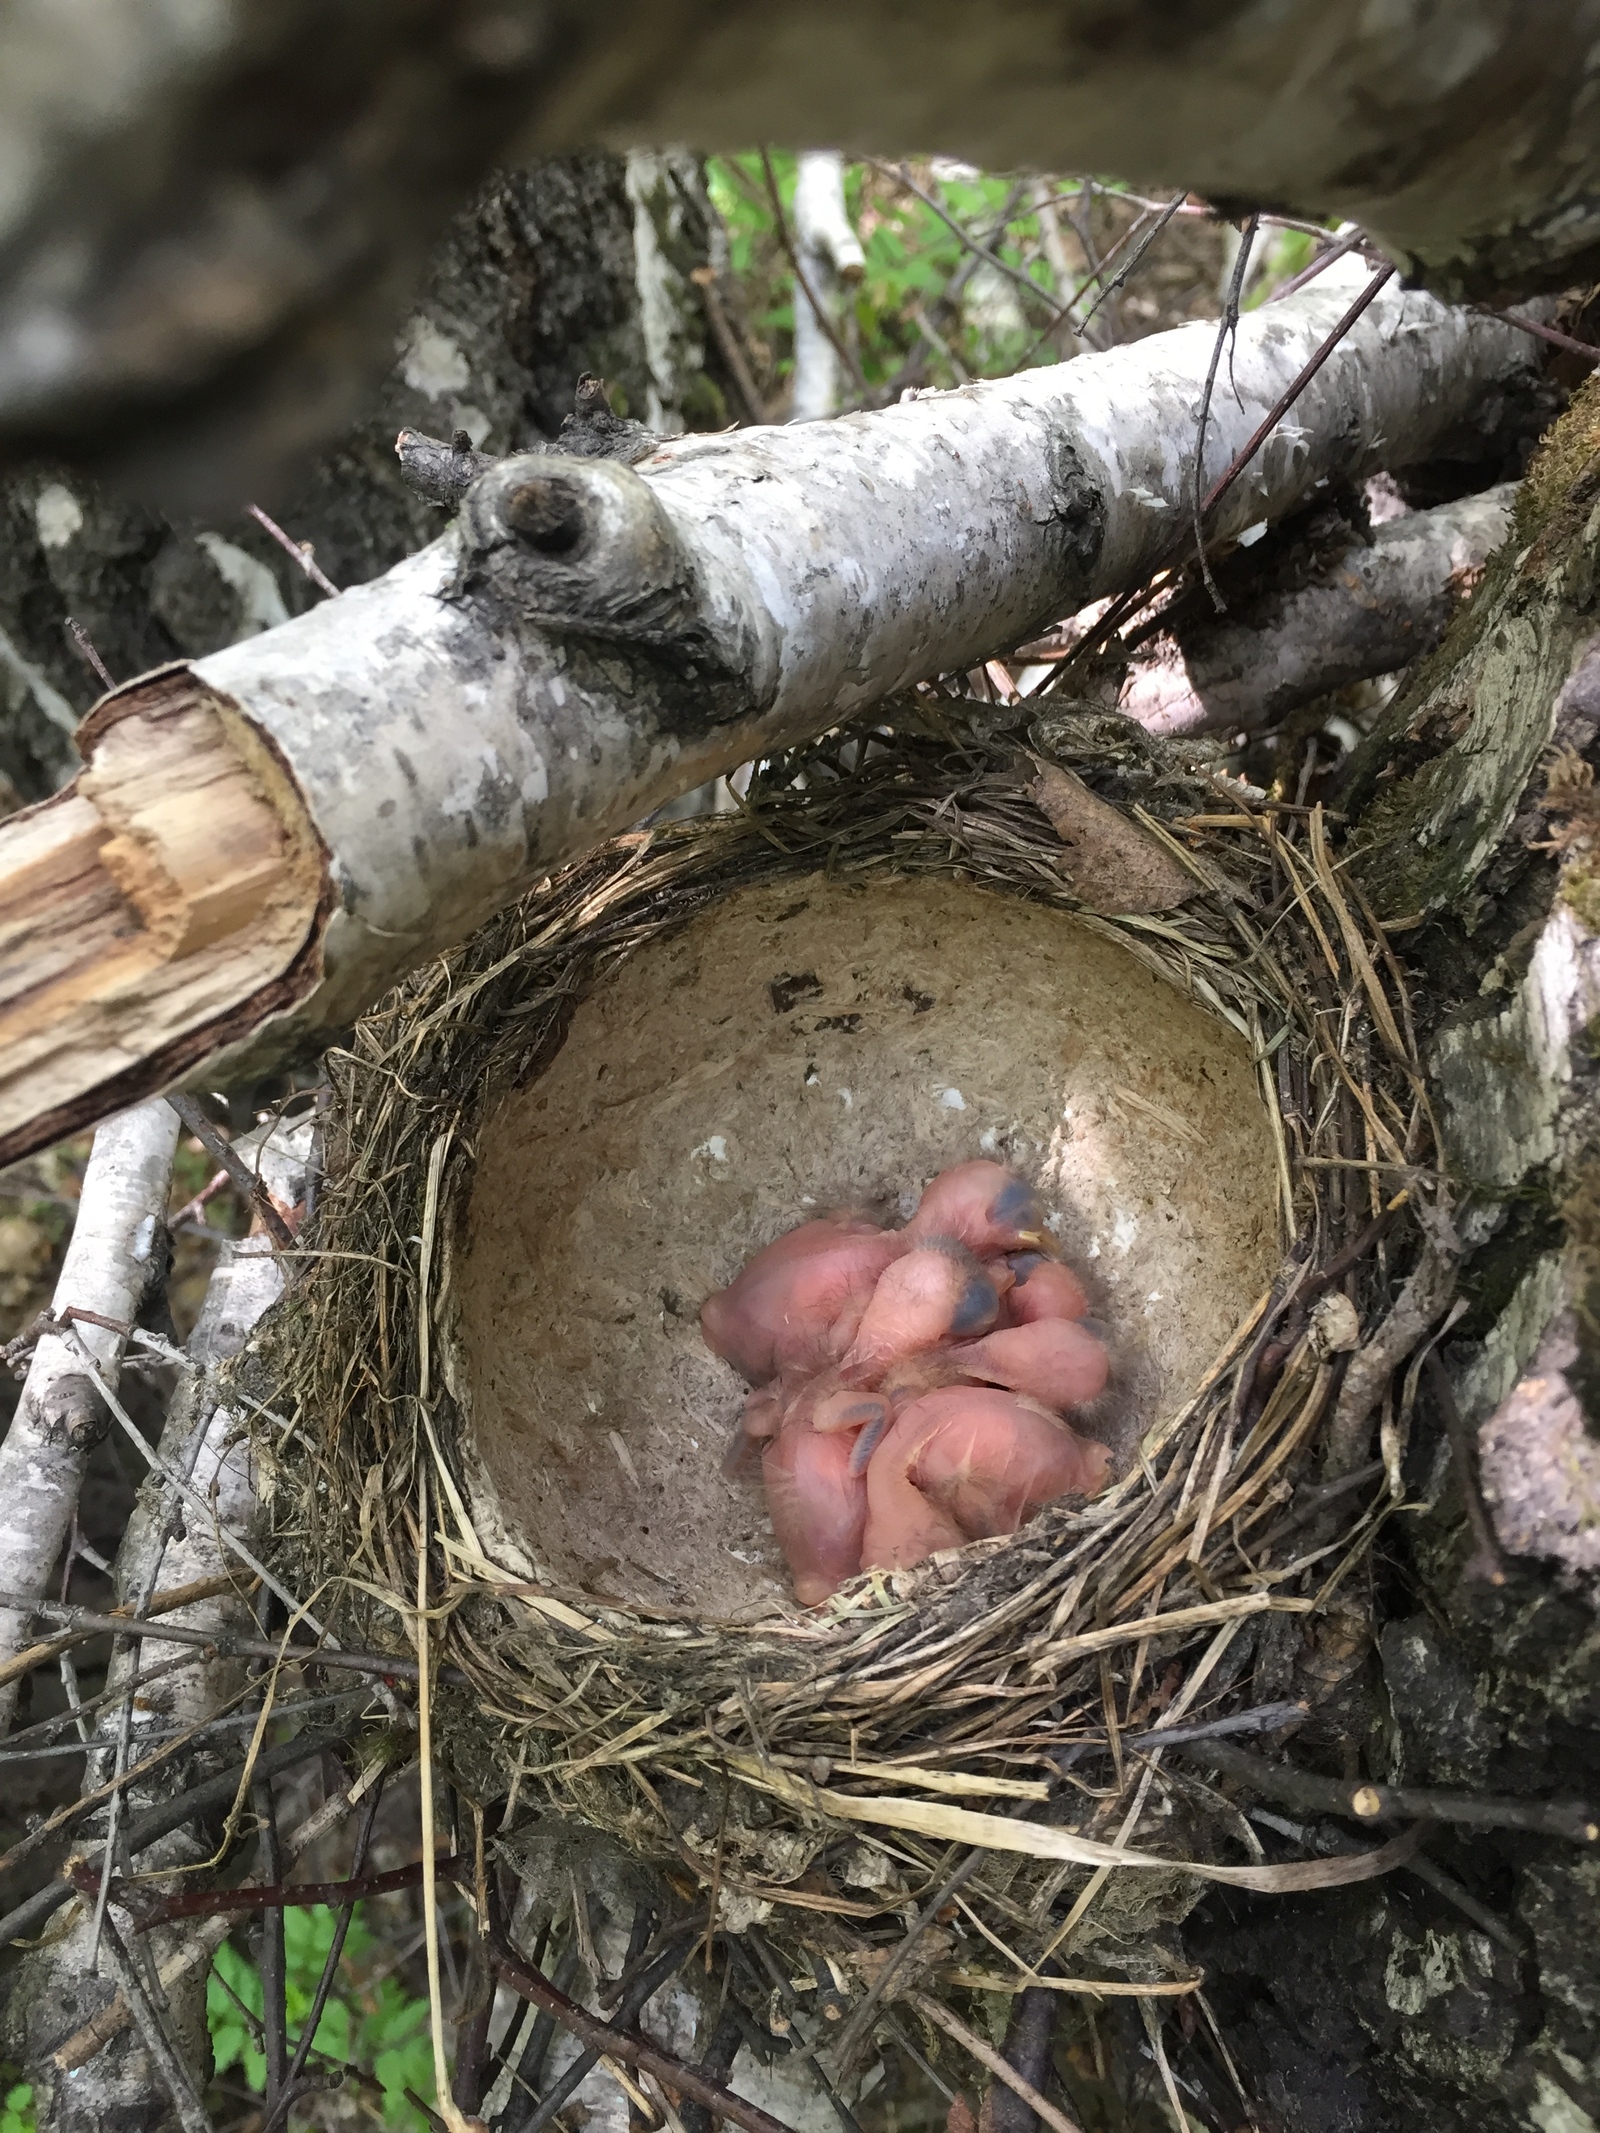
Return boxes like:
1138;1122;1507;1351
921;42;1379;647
1011;1227;1061;1256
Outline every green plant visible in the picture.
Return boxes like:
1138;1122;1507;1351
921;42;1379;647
705;154;1068;402
209;1906;435;2131
0;2081;34;2133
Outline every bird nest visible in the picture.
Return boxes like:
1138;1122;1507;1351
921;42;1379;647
253;699;1433;1994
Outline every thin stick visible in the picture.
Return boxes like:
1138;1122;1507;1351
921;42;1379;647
1071;261;1398;666
99;1915;218;2133
0;1574;252;1691
1423;1352;1507;1585
167;1095;297;1250
1071;192;1187;337
255;1758;290;2112
258;1776;386;2133
908;1993;1087;2133
689;269;770;424
117;1848;465;1930
65;617;117;692
0;1592;443;1683
416;1467;465;2133
1267;227;1366;303
1191;215;1259;612
245;503;341;597
829;1845;988;2066
0;1726;351;1949
489;1928;804;2133
867;159;1068;335
1179;1738;1596;1842
1486;309;1600;364
46;1336;332;1638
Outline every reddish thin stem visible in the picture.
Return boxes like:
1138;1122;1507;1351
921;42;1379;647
246;502;341;598
1487;308;1600;365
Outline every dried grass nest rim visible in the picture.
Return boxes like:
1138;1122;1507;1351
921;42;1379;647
255;710;1436;1913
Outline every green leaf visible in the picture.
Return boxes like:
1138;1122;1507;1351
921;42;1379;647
1;2082;36;2133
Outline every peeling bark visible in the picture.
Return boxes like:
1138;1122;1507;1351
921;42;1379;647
0;268;1538;1163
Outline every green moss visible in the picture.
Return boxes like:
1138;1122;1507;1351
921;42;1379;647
1560;862;1600;934
1514;370;1600;551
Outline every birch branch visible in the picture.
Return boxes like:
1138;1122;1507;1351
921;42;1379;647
0;267;1537;1164
3;1116;321;2133
1119;483;1519;735
0;1100;180;1735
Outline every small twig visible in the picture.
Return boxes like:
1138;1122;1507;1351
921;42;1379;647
1267;226;1366;303
828;1845;987;2067
758;149;869;400
245;503;341;598
0;1591;444;1683
867;159;1068;337
1259;1462;1385;1550
909;1993;1086;2133
65;617;117;693
1301;1204;1403;1304
167;1096;297;1250
1192;215;1259;612
520;1930;700;2133
1179;1737;1597;1843
1071;191;1187;338
106;1849;464;1931
489;1925;803;2133
1058;1699;1309;1758
1424;1352;1507;1585
689;269;770;424
0;1726;352;1948
745;1931;864;2133
1071;260;1398;667
258;1775;385;2133
1195;262;1396;522
254;1760;291;2112
99;1914;218;2133
1485;309;1600;365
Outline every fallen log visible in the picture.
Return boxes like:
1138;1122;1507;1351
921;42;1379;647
0;267;1534;1164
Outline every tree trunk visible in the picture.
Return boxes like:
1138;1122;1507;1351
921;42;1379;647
0;268;1542;1165
1176;377;1600;2133
3;4;1599;502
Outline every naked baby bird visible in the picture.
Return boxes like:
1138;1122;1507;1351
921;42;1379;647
701;1162;1111;1604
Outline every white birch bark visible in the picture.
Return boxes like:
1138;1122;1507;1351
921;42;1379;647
0;1098;180;1734
790;151;864;422
7;1118;316;2133
0;266;1540;1153
188;264;1532;1040
625;149;714;437
1120;482;1518;736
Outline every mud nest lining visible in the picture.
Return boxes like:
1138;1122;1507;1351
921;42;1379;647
254;704;1434;1983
